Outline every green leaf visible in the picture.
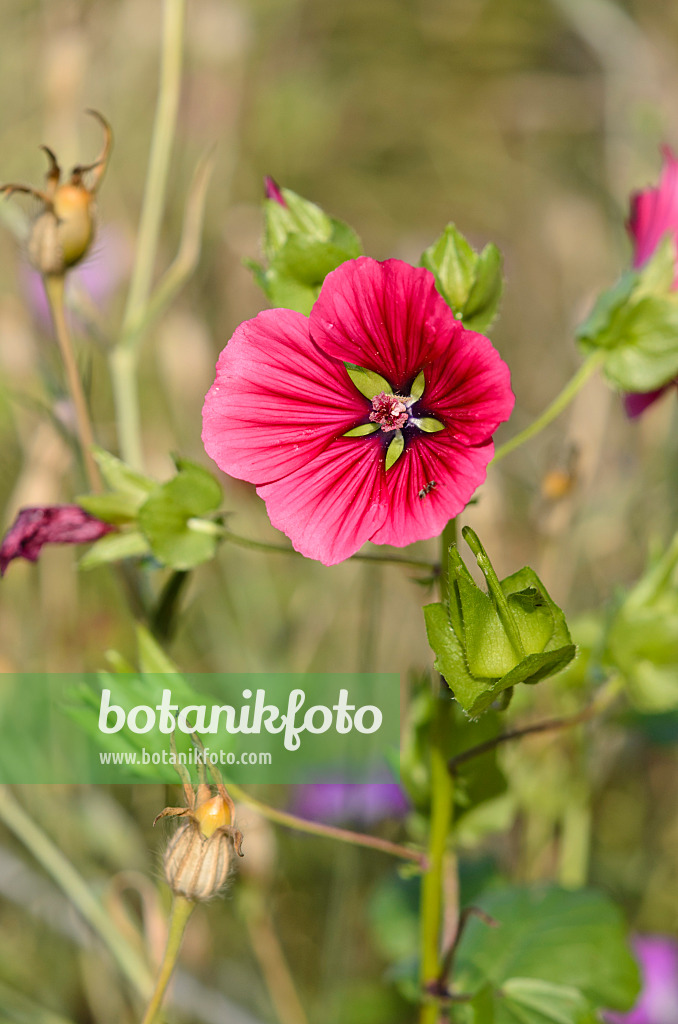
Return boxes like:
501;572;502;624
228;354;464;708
385;431;405;470
422;223;477;311
77;492;141;524
452;885;640;1015
495;978;596;1024
138;460;223;570
91;447;155;501
345;364;392;399
602;295;678;390
462;243;503;333
79;531;151;570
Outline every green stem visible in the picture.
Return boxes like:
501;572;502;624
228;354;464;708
112;0;186;468
419;693;455;1024
224;781;426;868
418;523;458;1023
0;787;152;998
218;526;436;571
492;350;605;464
140;895;194;1024
44;274;102;493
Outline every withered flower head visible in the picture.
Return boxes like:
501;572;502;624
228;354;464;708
1;110;112;276
154;751;244;902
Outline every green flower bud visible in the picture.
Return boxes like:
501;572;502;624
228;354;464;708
421;223;503;333
424;527;576;717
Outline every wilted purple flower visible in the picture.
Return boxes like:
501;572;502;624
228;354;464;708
0;506;114;576
264;175;287;207
290;779;409;827
604;936;678;1024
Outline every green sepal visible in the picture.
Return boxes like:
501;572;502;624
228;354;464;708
79;531;151;570
577;236;678;391
385;431;405;470
410;370;426;400
343;422;380;437
345;364;392;399
138;459;223;570
421;223;503;332
425;532;576;717
91;446;155;502
415;416;445;433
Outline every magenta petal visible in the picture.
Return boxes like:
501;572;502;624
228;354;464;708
256;438;388;565
310;258;462;392
370;434;494;547
0;506;114;576
202;308;367;486
629;148;678;277
264;175;286;207
623;386;670;418
424;327;515;443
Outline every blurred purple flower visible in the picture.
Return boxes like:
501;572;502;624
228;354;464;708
21;226;131;332
0;506;114;576
290;778;409;827
264;175;287;207
604;936;678;1024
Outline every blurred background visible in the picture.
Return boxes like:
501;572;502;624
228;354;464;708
0;1;677;1022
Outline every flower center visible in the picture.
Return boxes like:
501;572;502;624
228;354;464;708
369;392;409;432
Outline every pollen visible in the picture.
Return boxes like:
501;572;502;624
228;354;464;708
369;392;408;432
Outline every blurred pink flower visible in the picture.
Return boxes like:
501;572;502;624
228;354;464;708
625;148;678;417
0;506;113;576
604;936;678;1024
202;257;513;565
264;175;286;207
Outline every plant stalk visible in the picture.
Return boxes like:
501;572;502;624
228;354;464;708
44;274;102;492
492;350;605;464
140;895;194;1024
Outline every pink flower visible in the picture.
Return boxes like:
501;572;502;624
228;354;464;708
0;506;114;576
604;936;678;1024
625;148;678;416
202;257;513;565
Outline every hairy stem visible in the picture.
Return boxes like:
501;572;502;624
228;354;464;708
492;350;605;464
140;895;194;1024
418;520;458;1023
217;526;436;571
447;677;622;774
225;782;426;868
44;274;102;492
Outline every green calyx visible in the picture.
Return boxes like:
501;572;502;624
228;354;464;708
77;449;225;571
577;235;678;391
425;527;576;717
247;186;363;315
421;222;503;333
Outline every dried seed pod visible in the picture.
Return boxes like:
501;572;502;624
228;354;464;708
1;110;111;276
154;775;244;903
163;819;233;901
